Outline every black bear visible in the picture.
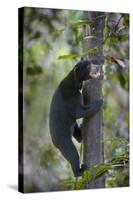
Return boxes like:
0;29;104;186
49;59;103;177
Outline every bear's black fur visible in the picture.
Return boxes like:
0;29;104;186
49;59;103;176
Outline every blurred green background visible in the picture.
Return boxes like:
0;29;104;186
21;8;129;192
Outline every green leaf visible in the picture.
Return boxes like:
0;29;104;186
112;36;119;43
58;45;102;60
120;35;127;42
104;24;110;40
116;68;126;88
52;28;65;36
122;14;129;27
70;20;92;29
58;53;78;60
75;179;84;190
94;164;112;179
63;179;75;185
109;154;129;165
82;164;111;185
82;169;92;184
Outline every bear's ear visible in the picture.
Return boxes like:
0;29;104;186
74;61;82;79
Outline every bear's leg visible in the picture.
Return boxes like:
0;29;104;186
56;138;81;177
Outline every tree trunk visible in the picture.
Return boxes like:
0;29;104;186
82;12;105;189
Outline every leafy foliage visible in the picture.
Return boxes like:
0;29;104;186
63;145;129;190
63;163;112;190
70;19;92;29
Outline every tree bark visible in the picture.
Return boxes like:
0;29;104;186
82;12;105;189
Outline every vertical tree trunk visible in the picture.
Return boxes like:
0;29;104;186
82;12;105;189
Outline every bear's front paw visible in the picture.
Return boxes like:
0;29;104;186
94;99;103;107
